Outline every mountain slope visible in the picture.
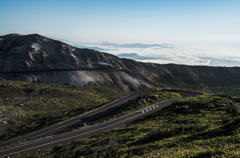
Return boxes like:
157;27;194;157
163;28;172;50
1;34;240;91
0;34;155;90
20;94;240;158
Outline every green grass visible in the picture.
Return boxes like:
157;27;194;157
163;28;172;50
0;78;127;141
23;94;240;158
87;92;181;124
57;92;181;134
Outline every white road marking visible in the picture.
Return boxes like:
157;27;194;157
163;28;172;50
0;92;189;157
0;112;143;157
3;92;158;147
0;109;140;153
29;93;146;139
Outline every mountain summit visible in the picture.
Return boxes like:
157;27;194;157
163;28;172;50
0;34;165;90
0;34;121;71
1;34;240;91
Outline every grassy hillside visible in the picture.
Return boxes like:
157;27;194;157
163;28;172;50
152;75;240;98
87;92;181;125
24;94;240;158
57;92;181;134
0;77;127;141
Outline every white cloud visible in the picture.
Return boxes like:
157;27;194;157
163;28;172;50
68;40;240;67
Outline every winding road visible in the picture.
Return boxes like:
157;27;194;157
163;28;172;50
0;90;198;157
1;67;122;75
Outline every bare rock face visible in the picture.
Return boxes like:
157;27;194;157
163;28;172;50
0;34;164;90
0;34;122;72
2;33;240;91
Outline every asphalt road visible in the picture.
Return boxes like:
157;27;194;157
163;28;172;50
0;90;163;149
0;91;198;157
1;67;123;75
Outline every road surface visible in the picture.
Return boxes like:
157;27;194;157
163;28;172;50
1;67;123;75
0;91;198;157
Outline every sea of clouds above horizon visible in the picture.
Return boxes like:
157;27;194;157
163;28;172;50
49;36;240;67
74;42;240;67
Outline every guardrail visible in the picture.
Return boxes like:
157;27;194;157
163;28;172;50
1;67;123;75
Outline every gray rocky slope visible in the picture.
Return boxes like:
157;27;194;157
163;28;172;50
1;33;240;91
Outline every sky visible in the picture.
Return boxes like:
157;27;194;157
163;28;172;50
1;0;240;66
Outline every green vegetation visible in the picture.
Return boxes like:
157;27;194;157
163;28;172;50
58;92;181;133
87;92;181;124
203;85;240;97
150;72;240;97
0;78;127;141
23;94;240;158
2;75;240;157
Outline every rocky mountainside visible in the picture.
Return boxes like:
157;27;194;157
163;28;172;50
1;33;240;91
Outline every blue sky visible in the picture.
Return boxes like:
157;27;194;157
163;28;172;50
1;0;240;66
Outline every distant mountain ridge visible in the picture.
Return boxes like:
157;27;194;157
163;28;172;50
117;53;156;60
1;33;240;91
